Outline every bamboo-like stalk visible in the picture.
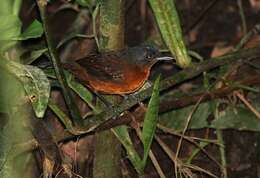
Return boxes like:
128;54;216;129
99;0;125;51
93;1;125;178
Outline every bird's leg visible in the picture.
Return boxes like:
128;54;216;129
82;92;112;119
119;94;128;100
93;91;113;107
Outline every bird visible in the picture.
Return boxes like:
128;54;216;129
62;46;172;94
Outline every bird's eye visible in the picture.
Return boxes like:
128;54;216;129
146;51;155;59
144;46;158;60
146;54;152;59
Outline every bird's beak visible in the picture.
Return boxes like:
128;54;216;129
156;56;173;61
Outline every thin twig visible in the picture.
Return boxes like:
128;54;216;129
237;0;247;35
157;124;222;169
234;23;260;51
235;91;260;119
148;150;166;178
174;96;203;178
155;135;218;178
157;124;220;145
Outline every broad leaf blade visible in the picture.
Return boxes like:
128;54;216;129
0;0;22;53
0;15;21;41
159;102;210;131
1;59;50;118
211;104;260;131
141;76;160;166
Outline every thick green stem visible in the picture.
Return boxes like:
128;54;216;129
99;0;125;51
93;0;125;178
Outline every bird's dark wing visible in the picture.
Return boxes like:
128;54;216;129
75;52;128;83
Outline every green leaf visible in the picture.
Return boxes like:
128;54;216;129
23;48;48;64
48;99;73;130
211;104;260;131
0;0;22;52
12;0;22;16
148;0;191;68
185;141;209;164
66;73;101;114
112;126;144;174
0;1;13;15
0;69;24;113
75;0;90;7
0;0;21;16
159;102;210;131
0;15;21;41
14;20;43;40
159;97;260;131
141;76;160;166
0;59;50;118
75;0;97;10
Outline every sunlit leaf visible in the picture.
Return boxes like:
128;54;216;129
0;15;21;41
0;69;23;113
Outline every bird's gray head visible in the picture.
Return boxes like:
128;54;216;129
127;46;172;66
